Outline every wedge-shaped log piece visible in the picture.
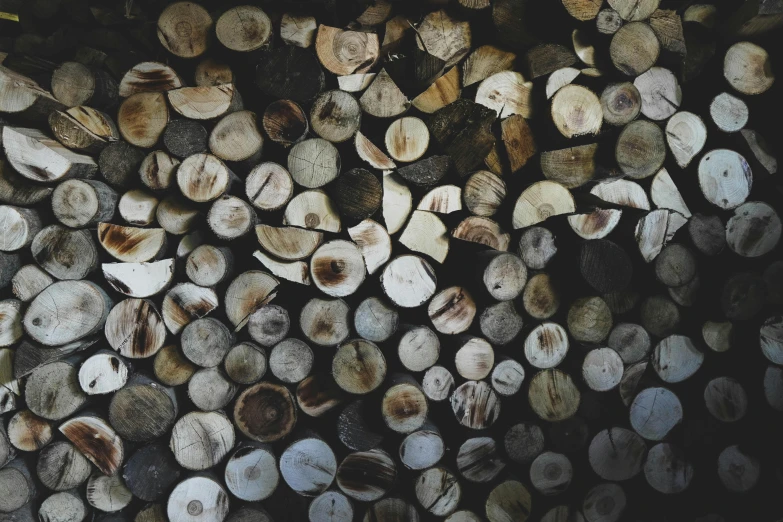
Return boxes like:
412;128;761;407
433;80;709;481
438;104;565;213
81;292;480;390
418;185;462;214
161;283;218;335
355;131;395;170
476;71;533;119
0;159;53;206
283;190;341;233
3;127;97;183
512;181;575;229
666;111;707;168
360;69;409;118
118;62;183;98
24;281;112;346
255;225;322;261
0;66;64;122
49;106;118;154
98;223;166;263
591;179;650;209
225;271;279;329
254;251;310;286
168;84;242;120
102;260;174;299
348;219;391;275
452;217;510;251
59;415;123;476
541;143;596;189
400;211;450;264
463;45;516;87
651;168;691;217
412;67;461;114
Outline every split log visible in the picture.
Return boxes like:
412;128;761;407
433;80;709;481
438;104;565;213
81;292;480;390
703;320;733;353
592;179;650;209
280;13;317;48
59;414;123;475
547;67;581;99
526;44;578;79
666;111;707;168
296;374;344;417
224;270;279;329
512;181;575;229
123;443;181;502
168;84;242;121
0;159;53;206
117;92;169;148
245;163;293;211
486;480;532;522
280;437;336;496
651;168;690;217
11;264;52;302
36;440;92;491
528;369;581;422
569;210;622;239
610;22;660;75
49;106;118;154
336;449;396;501
422;366;455;402
188;367;238;411
476;71;533;118
269;338;313;384
284;190;342;233
429;99;495;177
207;195;257;240
523;273;561;319
451;380;500;429
118;62;183;98
118;189;158;226
463;45;516;87
299;297;350;347
51;61;117;110
360;69;409;118
412;67;461;114
355;132;396;170
86;471;132;512
157;2;212;58
332;339;387;395
161;283;219;335
652;335;703;383
530;451;573;495
186;245;233;287
0;66;64;122
78;350;129;395
525;322;569;369
400;210;449;263
315;25;378;76
724;42;774;95
140;150;179;191
415;467;461;517
3;126;97;183
588;427;646;480
334;168;382;221
167;475;229;522
418;185;462;214
480;301;524;346
399;422;444;470
382;173;412;235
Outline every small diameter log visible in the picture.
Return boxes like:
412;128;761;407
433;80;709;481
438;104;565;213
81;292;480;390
454;336;495;381
380;255;437;309
718;445;760;492
710;92;748;132
154;345;196;387
310;90;361;144
703;321;733;353
49;106;118;154
98;223;166;263
59;414;123;476
608;0;659;21
337;449;396;502
296;374;345;418
530;451;573;496
224;270;279;329
36;441;92;491
140;150;179;191
205;112;263;173
352;297;398;343
119;190;158;226
0;423;13;468
216;5;271;53
616;119;666;179
180;317;234;368
0;459;37;513
360;69;410;118
722;272;766;321
24;280;111;346
698;149;753;210
338;400;384;452
177;153;236;203
105;298;166;359
163;119;207;159
0;206;40;253
207;195;258;241
451;380;501;429
634;67;681;121
3;126;97;183
157;196;200;237
299;298;350;347
381;374;428;434
167;475;229;522
31;225;97;280
601;82;641;126
269;338;313;384
168;84;242;121
262;99;308;147
415;467;461;517
582;348;624;392
315;26;378;76
280;437;337;496
156;1;212;58
528;369;581;422
399;421;444;471
644;443;693;494
334;168;382;221
244;163;293;212
724;42;775;95
666;111;707;168
583;483;626;522
234;381;297;443
78;350;129;395
123;443;180;502
280;13;317;48
117;92;169;148
224;443;278;502
610;22;660;75
7;410;52;452
588;427;646;481
310;492;353;522
652;335;704;383
187;367;236;412
161;283;218;335
428;286;476;335
284;190;342;233
395;325;439;373
476;71;533;119
726;201;781;257
86;471;133;512
310;240;366;297
523;273;560;320
462;172;503;218
51;61;117;110
38;491;86;522
333;339;387;395
567;296;613;343
422;366;455;402
109;374;177;442
224;342;267;385
288;138;340;189
551;84;602;138
654;243;696;288
457;437;505;483
170;411;235;470
505;423;545;465
524;322;569;369
119;62;183;98
704;376;748;422
641;294;681;337
479;301;523;346
486;480;532;522
186;245;233;287
384;117;429;163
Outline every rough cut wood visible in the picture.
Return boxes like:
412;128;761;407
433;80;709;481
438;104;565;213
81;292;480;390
299;297;350;347
634;67;681;121
512;181;575;229
724;41;775;95
429;99;495;177
333;339;386;395
360;69;409;119
118;62;183;98
476;71;533;119
600;82;641;126
118;189;158;226
551;84;602;138
610;22;660;75
167;475;229;522
697;149;752;210
588;427;646;480
415;467;461;517
315;26;378;76
3;126;97;183
413;67;461;114
11;264;52;303
296;373;344;418
49;106;118;154
244;163;293;211
117;92;169;148
0;159;53;206
51;61;117;110
0;66;64;122
156;2;212;58
486;480;532;522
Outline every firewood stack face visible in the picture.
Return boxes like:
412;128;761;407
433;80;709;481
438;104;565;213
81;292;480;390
0;1;782;521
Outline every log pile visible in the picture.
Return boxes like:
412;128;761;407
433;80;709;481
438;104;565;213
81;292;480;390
0;1;782;521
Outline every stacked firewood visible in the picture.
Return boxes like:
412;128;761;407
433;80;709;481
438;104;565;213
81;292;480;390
0;0;782;521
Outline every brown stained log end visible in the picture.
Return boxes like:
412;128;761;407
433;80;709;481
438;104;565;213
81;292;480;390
234;381;297;443
59;416;123;476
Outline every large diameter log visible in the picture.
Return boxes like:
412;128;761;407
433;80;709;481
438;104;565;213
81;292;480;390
234;381;297;442
167;475;229;522
31;225;98;280
280;437;337;496
0;458;37;513
109;374;177;442
36;440;92;491
224;443;278;502
216;6;271;53
170;411;234;470
157;2;213;58
51;179;116;228
60;414;123;476
117;92;169;148
119;62;183;98
24;280;112;346
0;66;64;122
